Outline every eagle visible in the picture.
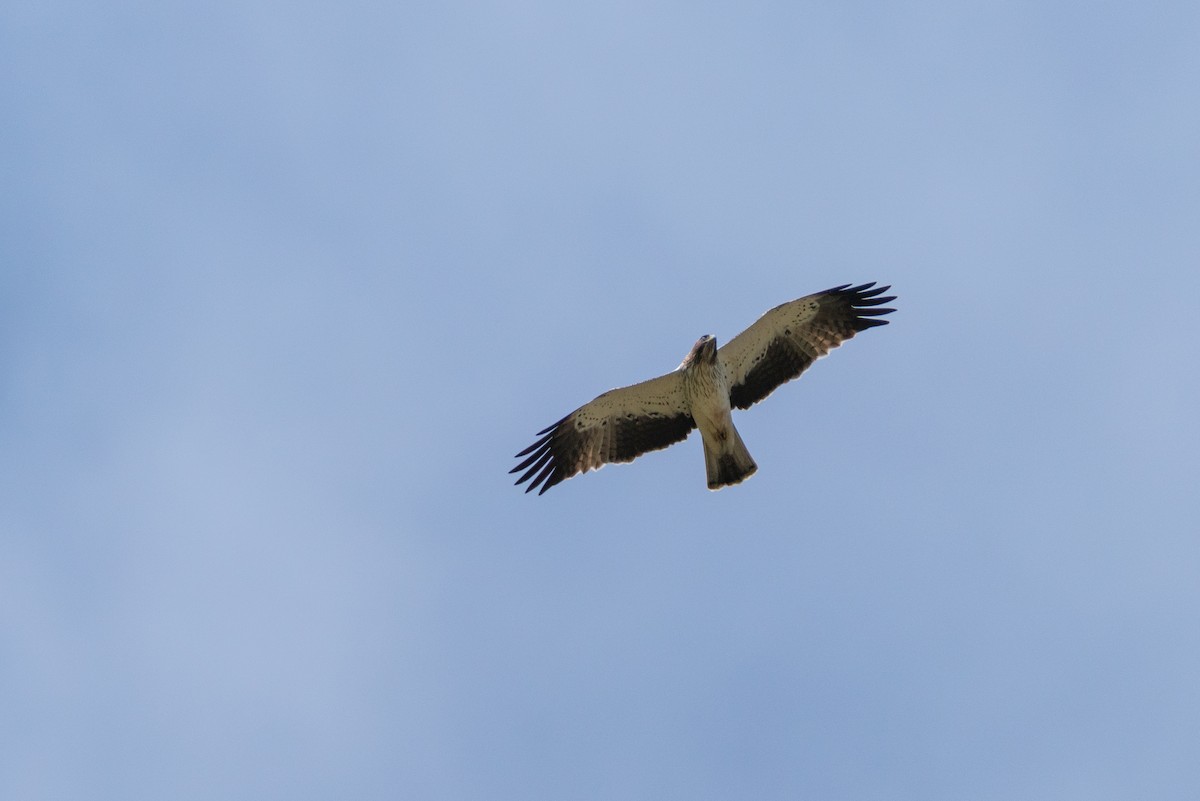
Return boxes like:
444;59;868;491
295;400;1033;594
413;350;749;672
512;282;896;494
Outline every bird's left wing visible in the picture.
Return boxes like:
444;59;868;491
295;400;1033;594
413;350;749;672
512;371;695;495
719;282;896;410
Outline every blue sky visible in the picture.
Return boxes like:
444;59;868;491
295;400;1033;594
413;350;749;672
3;2;1199;799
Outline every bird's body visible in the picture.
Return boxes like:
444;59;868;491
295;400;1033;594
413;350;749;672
512;282;895;494
679;335;758;489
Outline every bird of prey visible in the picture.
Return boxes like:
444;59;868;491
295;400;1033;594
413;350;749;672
512;282;896;494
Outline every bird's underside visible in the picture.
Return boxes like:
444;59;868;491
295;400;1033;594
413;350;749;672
512;281;896;494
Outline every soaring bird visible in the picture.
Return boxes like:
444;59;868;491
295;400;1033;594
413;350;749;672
512;282;896;494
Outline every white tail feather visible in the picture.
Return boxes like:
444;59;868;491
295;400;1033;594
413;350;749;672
702;424;757;490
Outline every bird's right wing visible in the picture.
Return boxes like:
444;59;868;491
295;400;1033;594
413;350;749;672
719;282;896;410
511;371;696;495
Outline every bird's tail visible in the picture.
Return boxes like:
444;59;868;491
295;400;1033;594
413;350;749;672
702;423;758;490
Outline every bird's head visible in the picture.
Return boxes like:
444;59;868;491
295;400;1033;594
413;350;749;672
683;334;718;367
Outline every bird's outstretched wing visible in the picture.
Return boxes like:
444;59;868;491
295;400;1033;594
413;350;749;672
719;282;896;410
511;371;696;495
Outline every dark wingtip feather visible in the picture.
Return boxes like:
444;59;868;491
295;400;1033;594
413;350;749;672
536;415;568;437
511;439;552;473
856;295;896;307
512;417;565;492
824;281;897;332
514;438;544;459
820;281;893;300
845;282;896;313
527;460;557;494
514;449;554;486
